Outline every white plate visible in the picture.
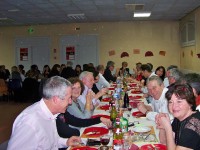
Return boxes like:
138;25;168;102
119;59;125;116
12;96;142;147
132;126;151;133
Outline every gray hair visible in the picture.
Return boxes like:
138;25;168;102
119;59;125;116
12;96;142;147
106;61;115;68
147;75;163;86
168;68;183;82
42;76;71;100
79;71;93;80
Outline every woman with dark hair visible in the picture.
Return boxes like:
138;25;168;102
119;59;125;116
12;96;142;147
155;66;166;81
42;65;51;78
48;64;60;77
156;83;200;150
74;64;82;76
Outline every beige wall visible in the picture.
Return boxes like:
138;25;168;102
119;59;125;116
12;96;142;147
0;21;180;72
180;7;200;73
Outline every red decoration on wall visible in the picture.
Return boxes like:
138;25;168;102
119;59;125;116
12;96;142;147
145;51;154;57
109;50;115;56
159;51;166;56
121;52;129;58
133;49;140;54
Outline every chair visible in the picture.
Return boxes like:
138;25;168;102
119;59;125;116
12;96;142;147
8;79;22;102
0;79;8;101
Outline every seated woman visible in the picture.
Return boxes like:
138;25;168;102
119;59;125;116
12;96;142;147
67;77;93;119
155;66;166;81
56;111;111;138
119;61;130;77
156;83;200;150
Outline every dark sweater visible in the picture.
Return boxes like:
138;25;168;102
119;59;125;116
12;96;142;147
56;111;101;138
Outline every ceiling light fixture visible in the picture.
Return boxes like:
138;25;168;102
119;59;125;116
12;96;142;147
67;13;85;20
133;12;151;17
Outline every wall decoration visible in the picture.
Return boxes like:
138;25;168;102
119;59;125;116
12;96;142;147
133;49;140;54
109;50;115;56
145;51;154;57
182;52;184;58
197;53;200;58
159;51;166;56
66;46;75;60
121;52;129;58
20;48;28;61
191;50;193;57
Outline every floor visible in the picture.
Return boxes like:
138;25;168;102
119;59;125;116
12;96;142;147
0;100;32;144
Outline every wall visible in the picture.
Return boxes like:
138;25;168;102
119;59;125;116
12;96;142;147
0;21;180;72
180;7;200;73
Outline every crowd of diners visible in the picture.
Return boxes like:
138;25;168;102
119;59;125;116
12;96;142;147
1;60;200;149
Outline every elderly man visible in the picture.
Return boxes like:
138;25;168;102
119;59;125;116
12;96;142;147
8;76;81;150
96;65;110;90
137;75;172;121
167;68;183;85
103;61;119;82
79;71;108;108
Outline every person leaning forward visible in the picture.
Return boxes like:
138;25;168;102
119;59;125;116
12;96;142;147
7;76;81;150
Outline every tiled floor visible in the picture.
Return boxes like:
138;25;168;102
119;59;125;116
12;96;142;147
0;101;32;144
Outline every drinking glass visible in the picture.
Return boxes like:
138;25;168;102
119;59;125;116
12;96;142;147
100;134;110;146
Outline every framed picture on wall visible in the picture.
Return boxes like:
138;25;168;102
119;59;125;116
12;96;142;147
66;46;75;60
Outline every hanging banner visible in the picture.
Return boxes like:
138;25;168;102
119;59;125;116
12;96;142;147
66;46;75;60
20;48;28;61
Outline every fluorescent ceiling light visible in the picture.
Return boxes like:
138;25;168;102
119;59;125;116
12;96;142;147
133;12;151;17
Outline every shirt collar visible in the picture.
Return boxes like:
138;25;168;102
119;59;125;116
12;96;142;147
40;99;59;120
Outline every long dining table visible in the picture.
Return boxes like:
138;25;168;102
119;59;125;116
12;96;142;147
68;82;166;150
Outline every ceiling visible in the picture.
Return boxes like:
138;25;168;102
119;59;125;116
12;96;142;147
0;0;200;26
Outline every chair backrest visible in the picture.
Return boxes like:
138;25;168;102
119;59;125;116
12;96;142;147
8;79;21;90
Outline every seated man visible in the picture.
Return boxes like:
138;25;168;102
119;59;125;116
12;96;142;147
7;76;81;149
137;75;172;121
79;71;108;108
96;65;110;90
103;61;119;82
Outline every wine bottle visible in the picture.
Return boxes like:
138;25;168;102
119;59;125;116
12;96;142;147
123;92;129;108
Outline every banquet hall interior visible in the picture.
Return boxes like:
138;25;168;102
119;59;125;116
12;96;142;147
1;0;200;147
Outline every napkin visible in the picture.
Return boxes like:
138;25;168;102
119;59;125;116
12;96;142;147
131;91;142;94
101;97;111;102
81;127;109;138
99;105;110;110
132;111;146;117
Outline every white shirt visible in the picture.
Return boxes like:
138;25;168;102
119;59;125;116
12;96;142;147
95;73;110;90
146;87;173;121
163;77;169;87
79;85;100;106
8;99;67;150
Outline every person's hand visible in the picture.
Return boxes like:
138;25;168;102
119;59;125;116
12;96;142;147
100;88;108;95
156;113;171;130
100;117;112;128
137;102;147;114
86;91;93;103
67;136;81;147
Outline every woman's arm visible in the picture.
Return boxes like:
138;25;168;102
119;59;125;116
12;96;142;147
64;111;101;127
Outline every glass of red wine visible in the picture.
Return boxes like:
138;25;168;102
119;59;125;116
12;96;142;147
100;134;110;146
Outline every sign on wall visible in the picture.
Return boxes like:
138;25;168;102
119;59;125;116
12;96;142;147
66;46;75;60
20;48;28;61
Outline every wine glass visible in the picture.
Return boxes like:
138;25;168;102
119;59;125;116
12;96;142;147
100;134;110;146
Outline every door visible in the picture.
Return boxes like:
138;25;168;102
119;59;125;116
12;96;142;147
60;35;99;68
